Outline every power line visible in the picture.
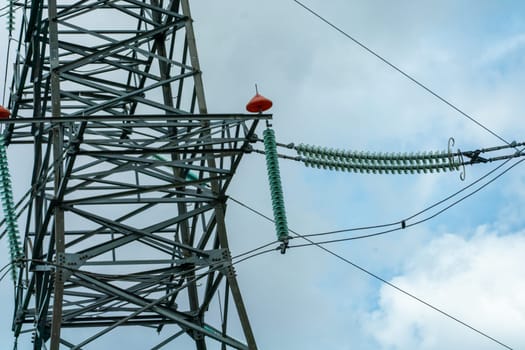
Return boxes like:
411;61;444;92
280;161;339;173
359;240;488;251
236;149;524;243
232;240;279;261
291;233;513;350
229;196;514;349
406;158;525;228
291;156;525;243
404;154;521;222
291;0;512;147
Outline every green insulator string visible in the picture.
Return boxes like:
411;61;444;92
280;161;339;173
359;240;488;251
0;134;23;281
295;143;461;174
300;156;459;174
263;128;289;246
6;0;15;35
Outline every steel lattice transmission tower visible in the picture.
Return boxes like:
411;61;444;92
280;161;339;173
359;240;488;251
5;0;265;348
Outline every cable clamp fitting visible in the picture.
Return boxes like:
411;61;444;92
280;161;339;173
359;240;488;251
279;238;289;254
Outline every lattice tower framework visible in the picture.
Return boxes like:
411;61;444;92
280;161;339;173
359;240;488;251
4;0;264;348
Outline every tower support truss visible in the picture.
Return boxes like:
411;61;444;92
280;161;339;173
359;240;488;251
4;0;263;348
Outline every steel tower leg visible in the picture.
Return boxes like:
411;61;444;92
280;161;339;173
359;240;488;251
5;0;262;348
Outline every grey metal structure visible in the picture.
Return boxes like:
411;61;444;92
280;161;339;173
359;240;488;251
5;0;265;348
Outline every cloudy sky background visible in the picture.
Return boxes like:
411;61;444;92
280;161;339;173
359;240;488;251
2;0;525;349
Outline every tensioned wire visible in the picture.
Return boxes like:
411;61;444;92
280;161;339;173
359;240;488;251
292;155;525;243
291;0;513;148
240;144;525;242
229;148;525;350
228;195;515;349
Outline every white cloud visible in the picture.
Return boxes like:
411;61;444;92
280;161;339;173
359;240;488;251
363;230;525;349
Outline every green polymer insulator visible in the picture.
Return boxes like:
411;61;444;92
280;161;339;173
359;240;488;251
373;153;380;163
387;153;395;164
403;153;410;164
297;143;461;176
428;151;435;164
7;0;15;35
296;144;304;154
328;148;336;160
317;147;325;159
0;135;23;280
389;154;396;165
397;154;404;165
306;145;315;158
390;153;398;165
263;128;289;242
335;149;344;160
348;150;357;163
374;152;382;164
352;151;360;162
420;152;427;164
295;144;304;156
322;148;330;160
326;149;335;160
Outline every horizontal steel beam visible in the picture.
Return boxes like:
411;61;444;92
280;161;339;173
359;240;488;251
0;113;271;124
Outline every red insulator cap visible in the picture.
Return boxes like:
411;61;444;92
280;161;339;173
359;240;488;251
246;93;273;113
0;105;10;119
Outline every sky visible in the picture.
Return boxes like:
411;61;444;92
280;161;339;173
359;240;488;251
2;0;525;349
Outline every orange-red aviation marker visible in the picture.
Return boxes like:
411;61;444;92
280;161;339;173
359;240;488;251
246;93;273;113
0;106;10;119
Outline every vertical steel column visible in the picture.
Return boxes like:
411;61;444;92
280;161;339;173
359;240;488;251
47;0;64;348
180;1;258;348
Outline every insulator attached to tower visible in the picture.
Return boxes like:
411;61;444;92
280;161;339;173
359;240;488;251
246;88;289;252
6;0;15;36
0;133;23;281
263;127;290;253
